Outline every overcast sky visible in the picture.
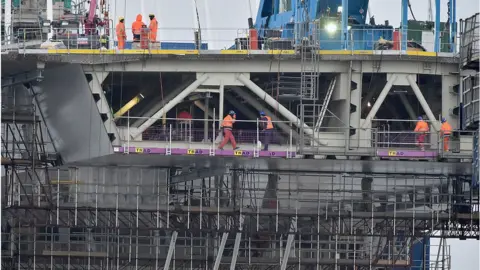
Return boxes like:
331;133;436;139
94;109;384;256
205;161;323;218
107;1;480;268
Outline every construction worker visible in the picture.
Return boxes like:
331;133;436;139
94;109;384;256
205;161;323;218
440;117;452;152
414;116;429;151
218;110;239;150
259;111;274;151
116;17;126;49
148;14;158;43
132;14;145;41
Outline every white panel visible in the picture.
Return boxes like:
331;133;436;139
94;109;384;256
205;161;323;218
422;31;435;52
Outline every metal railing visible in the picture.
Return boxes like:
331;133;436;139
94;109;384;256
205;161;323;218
460;13;480;66
114;116;475;158
4;26;457;53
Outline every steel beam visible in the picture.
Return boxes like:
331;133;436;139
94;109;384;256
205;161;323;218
237;74;326;145
131;74;209;138
280;234;294;270
229;88;301;141
2;70;43;88
398;93;417;120
361;74;397;128
230;232;242;270
213;232;229;270
193;100;214;118
81;59;458;75
114;93;144;119
132;79;194;127
163;231;178;270
224;92;260;120
407;75;440;130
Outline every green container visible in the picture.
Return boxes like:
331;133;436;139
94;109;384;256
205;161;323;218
1;0;21;8
407;20;451;52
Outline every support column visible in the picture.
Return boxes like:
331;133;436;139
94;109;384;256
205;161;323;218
87;72;119;143
213;232;228;270
224;93;258;120
401;0;408;52
407;75;440;130
163;231;178;270
228;89;300;141
441;75;459;129
434;0;441;52
237;74;326;145
361;74;397;128
280;217;297;270
47;0;53;39
4;0;12;45
398;93;417;120
449;0;457;52
204;94;210;142
193;100;214;118
341;0;349;49
132;79;194;127
230;214;244;270
131;73;209;138
219;82;224;126
349;71;363;147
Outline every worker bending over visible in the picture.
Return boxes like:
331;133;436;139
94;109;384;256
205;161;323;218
259;111;274;151
218;110;239;150
148;14;158;42
440;117;452;152
132;14;145;41
115;17;126;49
414;116;429;151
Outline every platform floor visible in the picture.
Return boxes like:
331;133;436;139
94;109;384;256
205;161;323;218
69;146;470;175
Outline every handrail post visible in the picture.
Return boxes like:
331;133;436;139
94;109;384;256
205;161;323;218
256;118;259;151
127;111;130;154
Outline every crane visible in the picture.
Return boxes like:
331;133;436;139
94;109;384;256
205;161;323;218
249;0;456;53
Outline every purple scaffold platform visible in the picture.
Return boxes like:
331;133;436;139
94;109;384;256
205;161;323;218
376;149;437;158
113;146;295;158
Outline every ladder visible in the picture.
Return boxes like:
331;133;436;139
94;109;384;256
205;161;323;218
314;77;337;132
299;42;319;100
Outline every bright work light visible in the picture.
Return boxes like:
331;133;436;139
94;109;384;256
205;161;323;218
325;23;337;33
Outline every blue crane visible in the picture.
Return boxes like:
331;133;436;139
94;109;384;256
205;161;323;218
251;0;456;52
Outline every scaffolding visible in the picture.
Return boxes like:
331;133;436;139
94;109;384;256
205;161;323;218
1;161;478;269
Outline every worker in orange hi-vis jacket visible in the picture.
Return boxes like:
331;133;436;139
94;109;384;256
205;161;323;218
148;14;158;43
115;17;126;49
218;110;240;150
440;117;452;152
132;14;145;41
414;116;429;151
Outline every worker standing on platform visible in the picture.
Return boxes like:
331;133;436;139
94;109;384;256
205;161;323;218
440;117;452;152
132;14;145;41
116;17;126;49
259;111;274;151
148;14;158;43
218;110;239;150
414;116;429;151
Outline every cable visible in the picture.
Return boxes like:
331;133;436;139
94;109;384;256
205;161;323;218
408;0;417;21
